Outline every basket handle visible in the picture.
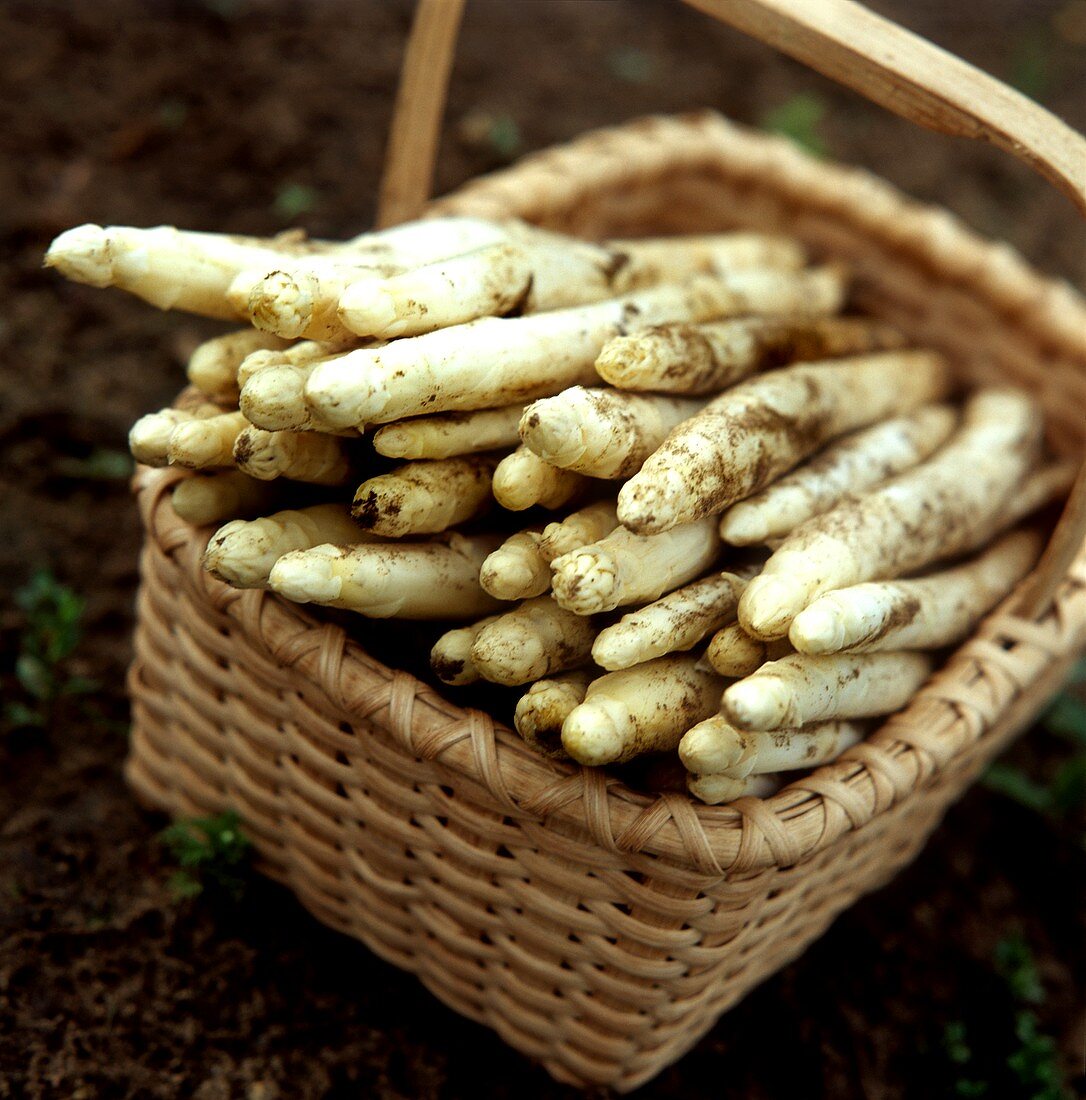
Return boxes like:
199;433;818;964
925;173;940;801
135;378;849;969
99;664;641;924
377;0;1086;617
377;0;467;230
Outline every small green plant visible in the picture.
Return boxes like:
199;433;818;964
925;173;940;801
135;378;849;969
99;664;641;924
940;935;1071;1098
53;446;134;481
1007;1010;1067;1099
942;1021;989;1097
5;569;97;730
983;661;1086;832
606;45;656;85
158;811;251;901
457;109;523;163
1008;27;1053;102
274;183;319;222
760;93;829;158
994;932;1045;1005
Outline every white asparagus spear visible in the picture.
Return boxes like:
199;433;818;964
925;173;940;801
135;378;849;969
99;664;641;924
239;356;343;432
170;471;279;527
491;447;589;511
187;329;288;402
236;216;516;321
470;597;598;686
429;614;503;685
339;239;617;338
340;230;807;340
338;215;513;264
351;455;498;536
722;651;933;731
718;405;959;545
738;389;1044;639
551;517;722;615
789;528;1044;655
561;655;724;766
372;404;524;460
686;772;779;805
268;532;503;619
129;402;222;467
232;426;355;485
174;384;230;413
231;257;400;342
595;315;906;394
167;410;250;469
513;671;595;760
203;504;372;589
479;529;551;601
591;570;753;670
236;339;338;389
44;224;339;319
610;233;807;287
303;267;847;428
703;625;792;678
339;244;530;338
519;387;704;479
537;501;620;564
618;351;952;535
679;717;864;777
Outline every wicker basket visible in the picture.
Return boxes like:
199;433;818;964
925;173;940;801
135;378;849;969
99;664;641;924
126;4;1086;1093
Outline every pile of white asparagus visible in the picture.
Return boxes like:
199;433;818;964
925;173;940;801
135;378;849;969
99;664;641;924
45;216;1071;804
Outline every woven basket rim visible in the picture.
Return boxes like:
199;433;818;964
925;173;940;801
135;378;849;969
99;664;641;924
143;112;1086;876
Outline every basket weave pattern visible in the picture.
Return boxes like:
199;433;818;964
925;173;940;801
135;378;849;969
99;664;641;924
126;114;1086;1091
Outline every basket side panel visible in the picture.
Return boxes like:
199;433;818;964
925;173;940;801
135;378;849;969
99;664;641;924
126;512;1072;1092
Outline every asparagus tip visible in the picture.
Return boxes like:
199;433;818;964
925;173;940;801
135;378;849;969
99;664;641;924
44;224;113;287
561;701;624;767
788;602;845;655
268;547;343;605
249;269;315;338
718;503;769;547
520;400;587;470
739;574;808;640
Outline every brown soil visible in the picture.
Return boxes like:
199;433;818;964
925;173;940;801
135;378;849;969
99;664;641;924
1;1;1084;1097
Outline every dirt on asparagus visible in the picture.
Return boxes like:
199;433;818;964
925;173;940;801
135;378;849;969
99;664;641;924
1;1;1085;1097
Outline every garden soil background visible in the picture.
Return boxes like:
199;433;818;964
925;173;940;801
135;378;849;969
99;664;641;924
1;1;1085;1097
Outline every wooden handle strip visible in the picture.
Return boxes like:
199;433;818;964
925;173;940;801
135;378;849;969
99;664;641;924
378;0;1086;617
376;0;466;228
685;0;1086;214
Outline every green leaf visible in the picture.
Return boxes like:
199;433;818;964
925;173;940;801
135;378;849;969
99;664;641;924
1008;27;1052;102
1048;755;1086;818
1043;693;1086;748
1065;656;1086;685
487;115;523;161
456;109;523;163
1007;1010;1068;1098
954;1080;988;1098
761;93;829;158
994;934;1045;1004
167;869;204;901
274;183;318;222
15;569;85;665
982;763;1052;815
53;447;134;481
60;675;101;697
943;1020;972;1065
2;701;46;729
16;653;55;702
159;811;251;901
606;46;656;85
